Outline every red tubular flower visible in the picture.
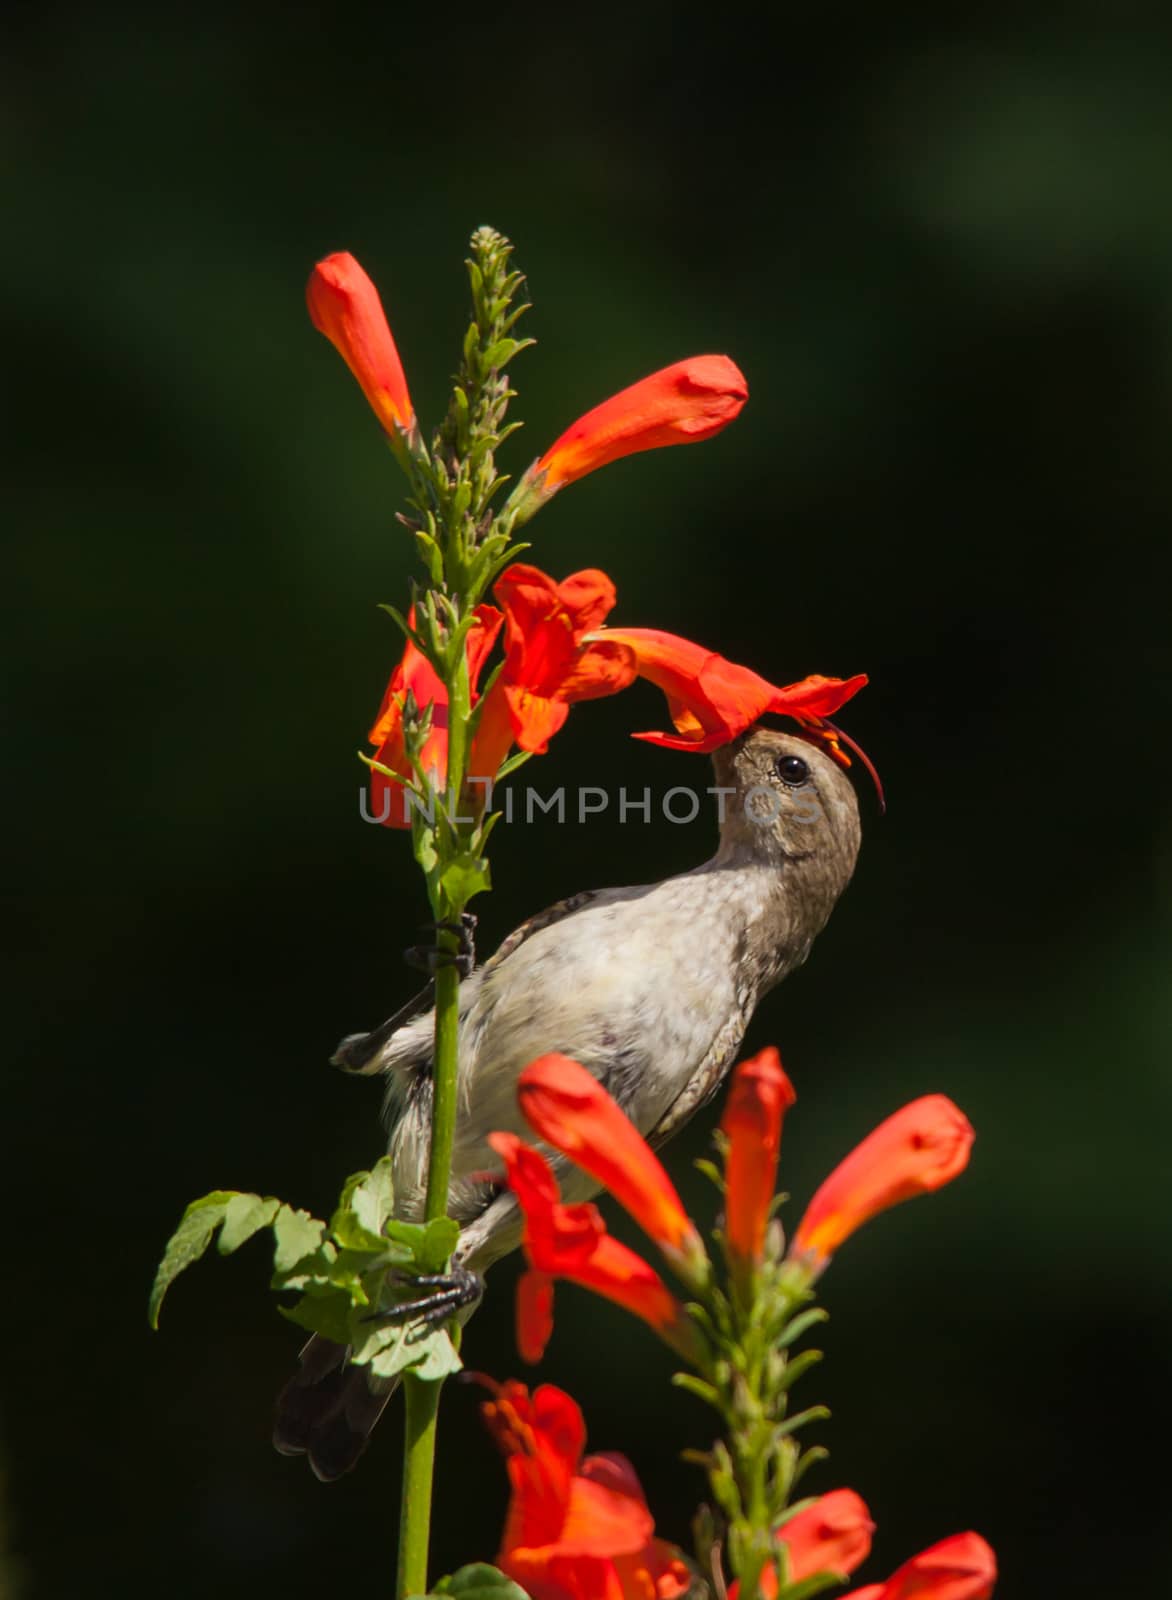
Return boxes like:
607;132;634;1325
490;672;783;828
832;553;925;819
479;1377;690;1600
593;626;867;756
367;604;502;829
790;1095;975;1265
307;252;415;435
839;1531;997;1600
517;1055;702;1264
719;1047;797;1266
470;565;636;778
488;1132;699;1365
530;355;748;496
729;1489;875;1598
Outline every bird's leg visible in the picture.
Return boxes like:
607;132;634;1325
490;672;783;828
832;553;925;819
365;1265;484;1330
404;912;477;979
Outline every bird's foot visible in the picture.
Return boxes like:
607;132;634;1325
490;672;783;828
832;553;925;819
366;1266;484;1330
404;913;477;979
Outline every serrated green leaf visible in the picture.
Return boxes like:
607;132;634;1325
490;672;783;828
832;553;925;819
272;1205;326;1274
420;1216;460;1269
440;852;491;905
279;1288;356;1346
271;1239;339;1291
331;1159;398;1252
403;1327;463;1383
425;1563;530;1598
218;1193;280;1255
149;1191;238;1328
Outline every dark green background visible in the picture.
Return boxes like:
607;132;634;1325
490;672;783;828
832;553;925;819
5;4;1170;1596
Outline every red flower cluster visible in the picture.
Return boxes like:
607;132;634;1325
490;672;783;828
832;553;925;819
365;565;870;826
308;251;872;816
478;1376;689;1600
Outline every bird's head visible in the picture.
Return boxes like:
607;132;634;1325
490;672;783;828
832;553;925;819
710;726;863;892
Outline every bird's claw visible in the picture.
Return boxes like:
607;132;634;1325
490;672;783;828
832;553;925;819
404;912;478;979
364;1265;484;1330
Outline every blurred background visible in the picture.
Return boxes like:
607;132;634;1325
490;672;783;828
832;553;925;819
5;3;1171;1595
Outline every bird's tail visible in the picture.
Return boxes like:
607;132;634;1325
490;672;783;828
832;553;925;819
272;1334;398;1481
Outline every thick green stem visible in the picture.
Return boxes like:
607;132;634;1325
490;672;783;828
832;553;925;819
397;1375;442;1597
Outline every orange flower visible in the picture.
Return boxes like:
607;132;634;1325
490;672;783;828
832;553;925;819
488;1132;700;1365
839;1531;997;1600
790;1095;975;1265
479;1377;690;1600
517;1055;702;1266
720;1048;797;1266
594;627;867;756
470;565;636;778
307;252;415;435
729;1489;875;1598
367;604;502;829
528;355;748;497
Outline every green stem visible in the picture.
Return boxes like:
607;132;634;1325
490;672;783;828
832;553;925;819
397;1375;441;1597
396;639;472;1598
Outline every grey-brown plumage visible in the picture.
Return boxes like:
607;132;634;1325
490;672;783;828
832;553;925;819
274;725;862;1479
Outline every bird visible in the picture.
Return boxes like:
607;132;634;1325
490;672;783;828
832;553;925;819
273;724;863;1479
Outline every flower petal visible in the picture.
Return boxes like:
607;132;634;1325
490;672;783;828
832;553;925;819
791;1096;975;1264
516;1270;556;1365
517;1055;699;1258
534;356;748;492
720;1048;797;1266
839;1532;996;1600
307;252;414;433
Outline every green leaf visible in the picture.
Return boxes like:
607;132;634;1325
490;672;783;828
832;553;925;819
440;851;491;905
403;1328;463;1383
331;1158;397;1251
279;1287;356;1347
149;1191;238;1328
218;1193;280;1255
424;1564;530;1599
414;530;445;586
272;1205;327;1274
777;1307;828;1348
351;1316;462;1383
382;1215;460;1274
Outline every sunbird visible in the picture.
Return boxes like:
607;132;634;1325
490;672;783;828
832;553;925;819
274;726;863;1478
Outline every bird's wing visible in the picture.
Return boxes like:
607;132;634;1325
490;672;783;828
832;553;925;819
643;1010;749;1151
478;888;608;974
332;891;607;1076
331;980;437;1074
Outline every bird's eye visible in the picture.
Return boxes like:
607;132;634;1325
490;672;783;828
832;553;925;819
777;754;809;786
